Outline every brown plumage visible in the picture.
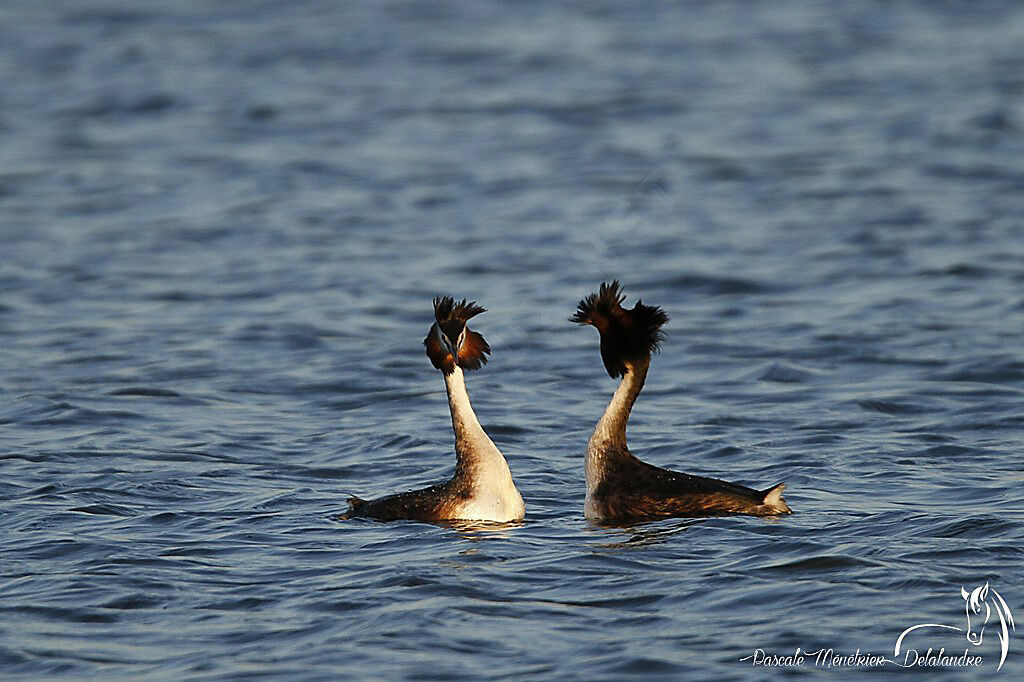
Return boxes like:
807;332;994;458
571;280;668;378
573;281;791;523
424;296;490;375
341;480;472;521
589;445;790;522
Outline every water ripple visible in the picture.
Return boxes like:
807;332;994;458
2;0;1023;679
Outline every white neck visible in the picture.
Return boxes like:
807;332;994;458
586;357;649;495
444;366;498;466
443;366;525;521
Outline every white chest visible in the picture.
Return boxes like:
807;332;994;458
452;482;525;522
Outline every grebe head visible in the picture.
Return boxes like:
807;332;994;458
571;280;668;377
424;296;491;375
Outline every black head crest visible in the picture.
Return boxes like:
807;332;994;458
433;296;486;324
424;296;490;374
571;280;668;377
570;280;626;328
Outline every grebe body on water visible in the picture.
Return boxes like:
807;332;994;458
572;281;791;523
343;297;525;523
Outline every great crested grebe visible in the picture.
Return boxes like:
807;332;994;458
343;297;525;523
571;281;791;523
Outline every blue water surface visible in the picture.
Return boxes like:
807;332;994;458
3;1;1024;679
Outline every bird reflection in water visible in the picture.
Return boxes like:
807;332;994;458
588;517;700;549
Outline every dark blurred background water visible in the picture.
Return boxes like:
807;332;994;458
3;1;1024;679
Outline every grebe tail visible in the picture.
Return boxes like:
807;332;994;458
572;280;792;523
762;483;790;514
343;297;524;523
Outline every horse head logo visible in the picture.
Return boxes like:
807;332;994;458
963;583;991;645
961;582;1015;668
896;582;1015;671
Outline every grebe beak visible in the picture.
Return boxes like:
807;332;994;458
442;337;458;366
